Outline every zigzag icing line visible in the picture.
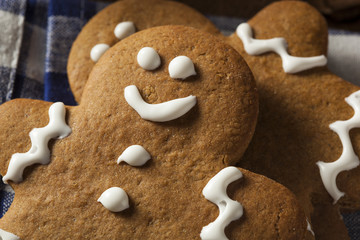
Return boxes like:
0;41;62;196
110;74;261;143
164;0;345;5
2;102;71;184
236;23;327;73
317;90;360;203
200;167;243;240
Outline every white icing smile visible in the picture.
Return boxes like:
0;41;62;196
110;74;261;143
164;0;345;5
317;90;360;203
2;102;71;184
124;85;196;122
236;23;327;73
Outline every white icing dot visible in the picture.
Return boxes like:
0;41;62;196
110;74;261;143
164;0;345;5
114;21;136;40
90;43;110;62
137;47;161;70
117;145;151;166
98;187;129;212
124;85;197;122
168;56;196;79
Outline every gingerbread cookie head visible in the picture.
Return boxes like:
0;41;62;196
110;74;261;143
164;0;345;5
67;0;222;103
0;25;312;239
226;1;360;239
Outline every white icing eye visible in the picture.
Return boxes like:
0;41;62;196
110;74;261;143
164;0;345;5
137;47;161;70
90;43;110;62
168;56;196;79
114;21;136;40
98;187;129;212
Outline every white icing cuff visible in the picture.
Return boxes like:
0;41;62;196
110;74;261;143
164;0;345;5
98;187;129;212
2;102;71;184
90;43;110;62
117;145;151;166
124;85;196;122
236;23;327;73
317;90;360;203
200;167;243;240
0;229;21;240
168;56;196;79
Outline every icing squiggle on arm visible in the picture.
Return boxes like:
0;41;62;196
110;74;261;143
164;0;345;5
2;102;71;184
124;85;196;122
236;23;327;73
0;229;20;240
317;90;360;203
200;167;243;240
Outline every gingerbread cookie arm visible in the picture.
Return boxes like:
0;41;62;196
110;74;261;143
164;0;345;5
227;1;328;70
0;99;71;186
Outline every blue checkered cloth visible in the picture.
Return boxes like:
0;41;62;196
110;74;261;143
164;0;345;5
0;0;360;238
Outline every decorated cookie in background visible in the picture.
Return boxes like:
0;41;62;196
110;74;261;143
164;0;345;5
0;26;313;239
226;1;360;239
67;0;221;103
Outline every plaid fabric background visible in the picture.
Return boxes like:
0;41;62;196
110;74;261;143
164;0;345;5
0;0;360;238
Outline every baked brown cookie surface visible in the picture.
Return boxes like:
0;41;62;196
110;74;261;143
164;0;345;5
67;0;221;103
227;1;360;239
0;26;311;239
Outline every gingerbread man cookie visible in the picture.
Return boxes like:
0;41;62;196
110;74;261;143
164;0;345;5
0;25;312;239
67;0;221;103
226;1;360;239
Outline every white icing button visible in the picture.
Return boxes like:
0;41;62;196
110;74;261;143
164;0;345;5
90;43;110;62
114;21;136;40
124;85;196;122
236;23;327;73
200;167;243;240
98;187;129;212
117;145;151;166
317;90;360;203
2;102;71;184
137;47;161;70
168;56;196;79
0;229;20;240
